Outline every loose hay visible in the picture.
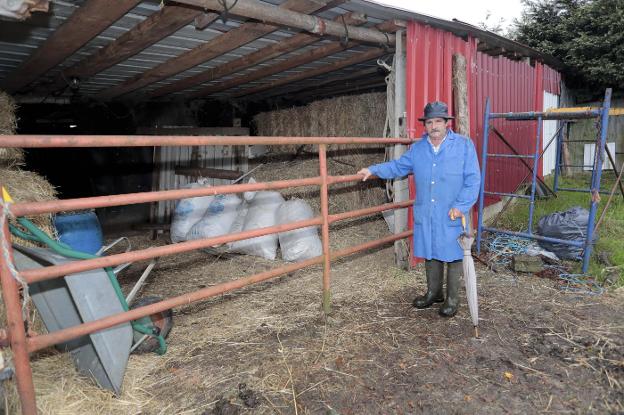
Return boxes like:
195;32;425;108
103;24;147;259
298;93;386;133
0;90;24;168
0;168;57;247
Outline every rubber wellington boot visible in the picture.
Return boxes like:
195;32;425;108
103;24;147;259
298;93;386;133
439;260;462;317
413;259;444;308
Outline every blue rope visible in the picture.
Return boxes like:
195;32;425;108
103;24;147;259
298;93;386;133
558;273;604;296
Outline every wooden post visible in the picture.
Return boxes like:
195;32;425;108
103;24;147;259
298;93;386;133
452;54;470;137
452;53;474;229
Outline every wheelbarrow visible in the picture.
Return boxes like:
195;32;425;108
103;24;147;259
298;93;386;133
9;214;173;395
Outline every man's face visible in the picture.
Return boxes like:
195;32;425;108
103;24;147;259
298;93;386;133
424;118;450;140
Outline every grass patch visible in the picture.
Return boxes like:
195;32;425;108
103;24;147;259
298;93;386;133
492;171;624;286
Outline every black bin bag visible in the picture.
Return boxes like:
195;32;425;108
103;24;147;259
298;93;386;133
537;206;591;259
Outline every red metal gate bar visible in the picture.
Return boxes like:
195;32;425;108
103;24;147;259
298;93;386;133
0;135;413;147
328;200;413;224
20;217;323;283
27;230;412;354
20;198;414;284
10;177;322;217
11;174;390;217
0;221;37;414
319;144;332;313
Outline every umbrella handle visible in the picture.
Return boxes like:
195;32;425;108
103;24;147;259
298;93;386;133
461;215;466;232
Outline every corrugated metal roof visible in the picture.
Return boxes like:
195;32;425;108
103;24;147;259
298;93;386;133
0;0;561;103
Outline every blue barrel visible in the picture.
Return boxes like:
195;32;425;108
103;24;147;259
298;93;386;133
54;211;103;255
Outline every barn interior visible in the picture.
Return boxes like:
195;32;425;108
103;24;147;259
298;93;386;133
4;1;622;414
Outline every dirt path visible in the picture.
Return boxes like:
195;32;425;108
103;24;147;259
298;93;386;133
20;217;624;414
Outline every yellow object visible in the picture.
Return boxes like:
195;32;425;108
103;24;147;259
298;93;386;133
504;371;514;381
1;186;14;203
546;107;624;116
461;215;466;231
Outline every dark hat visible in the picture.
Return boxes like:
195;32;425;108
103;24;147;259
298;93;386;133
418;101;454;121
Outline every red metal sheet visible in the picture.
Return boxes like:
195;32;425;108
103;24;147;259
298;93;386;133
406;21;562;265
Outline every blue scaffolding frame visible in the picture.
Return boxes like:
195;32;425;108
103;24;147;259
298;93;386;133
476;88;613;273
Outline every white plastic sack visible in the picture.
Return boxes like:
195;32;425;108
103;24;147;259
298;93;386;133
243;177;257;202
277;199;322;262
186;194;242;244
229;191;284;260
170;182;214;243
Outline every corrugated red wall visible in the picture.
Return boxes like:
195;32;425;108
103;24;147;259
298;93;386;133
405;21;561;263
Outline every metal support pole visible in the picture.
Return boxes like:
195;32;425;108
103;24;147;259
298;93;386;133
476;98;491;253
318;144;332;314
0;220;37;414
527;116;542;234
553;121;565;192
582;88;612;272
392;29;410;269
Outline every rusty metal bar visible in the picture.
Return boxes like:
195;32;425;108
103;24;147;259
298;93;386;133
328;200;413;224
0;221;37;414
12;174;390;217
27;230;412;353
0;135;412;148
319;144;332;314
11;177;322;217
21;217;323;284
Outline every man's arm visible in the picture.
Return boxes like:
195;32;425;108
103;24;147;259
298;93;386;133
357;144;415;181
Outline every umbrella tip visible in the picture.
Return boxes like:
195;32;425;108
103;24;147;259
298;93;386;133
474;326;479;338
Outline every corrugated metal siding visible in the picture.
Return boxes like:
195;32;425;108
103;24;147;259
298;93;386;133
406;21;563;210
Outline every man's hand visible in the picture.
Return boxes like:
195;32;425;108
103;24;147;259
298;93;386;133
357;168;372;181
448;208;463;221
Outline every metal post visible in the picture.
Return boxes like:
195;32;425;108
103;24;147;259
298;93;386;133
553;121;565;192
476;98;491;253
318;144;332;313
392;29;410;269
0;219;37;414
582;88;612;272
527;116;542;234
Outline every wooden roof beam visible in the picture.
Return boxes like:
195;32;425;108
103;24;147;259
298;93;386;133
1;0;141;94
189;19;399;99
97;0;338;100
41;4;208;95
234;47;387;99
148;11;368;98
176;0;397;45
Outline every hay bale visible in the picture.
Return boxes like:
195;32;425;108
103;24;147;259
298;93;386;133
0;168;57;247
0;91;24;168
252;92;389;211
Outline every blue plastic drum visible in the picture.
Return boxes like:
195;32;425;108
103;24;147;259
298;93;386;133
54;211;103;255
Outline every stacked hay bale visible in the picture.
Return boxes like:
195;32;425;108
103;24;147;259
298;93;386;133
0;91;58;247
253;92;388;214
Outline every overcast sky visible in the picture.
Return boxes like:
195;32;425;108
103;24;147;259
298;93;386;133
368;0;525;30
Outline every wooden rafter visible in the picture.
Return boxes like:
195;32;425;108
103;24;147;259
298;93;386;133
97;0;337;100
189;20;401;99
233;47;387;99
176;0;396;45
40;4;208;95
148;11;367;99
1;0;141;94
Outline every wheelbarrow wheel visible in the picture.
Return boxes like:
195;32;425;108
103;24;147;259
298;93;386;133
130;296;173;354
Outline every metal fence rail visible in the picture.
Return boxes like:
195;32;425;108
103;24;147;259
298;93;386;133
0;135;414;414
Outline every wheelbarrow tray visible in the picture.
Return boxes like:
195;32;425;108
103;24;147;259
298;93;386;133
13;245;132;395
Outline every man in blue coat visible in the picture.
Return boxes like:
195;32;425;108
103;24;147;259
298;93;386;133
358;102;480;317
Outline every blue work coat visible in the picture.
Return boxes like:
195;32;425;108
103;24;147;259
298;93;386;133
370;130;481;262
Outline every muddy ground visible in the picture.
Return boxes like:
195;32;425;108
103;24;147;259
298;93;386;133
17;217;624;414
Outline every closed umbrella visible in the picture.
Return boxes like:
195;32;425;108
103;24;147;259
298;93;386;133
458;215;479;337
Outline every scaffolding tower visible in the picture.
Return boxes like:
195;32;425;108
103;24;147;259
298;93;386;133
476;88;614;273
